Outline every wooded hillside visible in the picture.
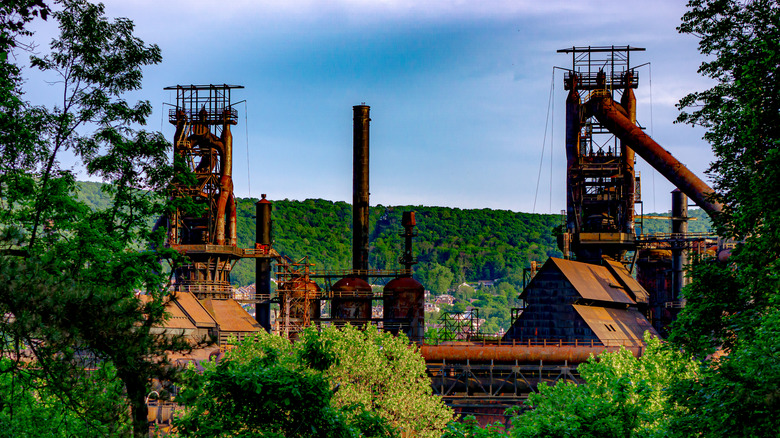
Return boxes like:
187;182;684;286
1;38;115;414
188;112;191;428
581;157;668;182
231;197;564;289
74;182;713;292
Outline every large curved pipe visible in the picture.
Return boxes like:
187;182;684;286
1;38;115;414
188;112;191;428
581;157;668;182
586;96;722;216
421;343;643;363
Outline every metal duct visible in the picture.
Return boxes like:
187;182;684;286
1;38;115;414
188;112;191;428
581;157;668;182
586;96;722;216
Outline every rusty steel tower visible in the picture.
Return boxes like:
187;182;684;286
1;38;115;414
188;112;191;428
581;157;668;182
165;84;244;297
162;84;275;344
558;46;645;264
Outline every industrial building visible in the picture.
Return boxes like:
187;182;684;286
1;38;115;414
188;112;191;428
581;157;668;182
147;46;722;427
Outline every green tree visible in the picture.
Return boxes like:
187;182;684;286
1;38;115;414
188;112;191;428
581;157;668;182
669;3;780;434
173;335;357;438
509;336;696;438
441;416;507;438
422;262;456;296
299;325;453;438
0;1;187;436
174;328;442;438
668;305;780;437
0;359;132;437
672;0;780;354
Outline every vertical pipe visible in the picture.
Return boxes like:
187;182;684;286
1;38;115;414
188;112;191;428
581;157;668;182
620;71;636;234
353;105;371;277
564;73;581;253
256;194;272;332
671;189;688;302
216;112;233;245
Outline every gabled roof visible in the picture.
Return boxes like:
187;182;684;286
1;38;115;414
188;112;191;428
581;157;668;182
573;304;658;347
547;258;636;305
603;258;650;304
201;298;260;333
173;291;217;328
138;295;196;331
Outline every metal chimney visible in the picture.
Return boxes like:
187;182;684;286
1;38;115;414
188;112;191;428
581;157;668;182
255;194;272;332
671;189;688;302
353;104;370;277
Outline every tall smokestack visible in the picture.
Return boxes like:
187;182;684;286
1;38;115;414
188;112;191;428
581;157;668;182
353;104;370;277
256;194;272;332
671;189;688;302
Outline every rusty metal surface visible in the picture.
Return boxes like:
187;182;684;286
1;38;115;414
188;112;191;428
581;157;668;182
353;105;371;275
139;295;196;331
256;195;273;331
620;75;637;234
173;291;217;328
421;343;643;363
201;298;260;333
331;276;372;294
332;276;372;320
383;276;424;340
572;305;657;347
603;259;650;304
564;83;580;237
671;189;688;301
587;96;722;216
551;258;635;304
170;244;278;259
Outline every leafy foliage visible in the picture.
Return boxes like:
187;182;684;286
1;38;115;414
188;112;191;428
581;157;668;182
671;0;780;355
175;327;451;438
509;336;696;438
299;325;453;438
441;416;507;438
668;2;780;435
669;305;780;437
228;198;563;289
638;208;713;235
0;1;187;436
174;352;355;437
78;190;561;331
0;359;131;437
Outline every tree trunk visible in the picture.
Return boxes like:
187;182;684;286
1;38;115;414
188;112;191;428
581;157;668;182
122;370;149;438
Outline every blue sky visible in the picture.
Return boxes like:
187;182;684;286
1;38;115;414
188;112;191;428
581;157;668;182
26;0;715;214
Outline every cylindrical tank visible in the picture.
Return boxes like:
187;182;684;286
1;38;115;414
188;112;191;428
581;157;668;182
278;277;320;324
331;276;372;321
383;276;425;342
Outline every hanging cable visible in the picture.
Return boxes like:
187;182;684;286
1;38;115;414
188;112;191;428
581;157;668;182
533;68;555;213
244;101;251;198
549;70;555;214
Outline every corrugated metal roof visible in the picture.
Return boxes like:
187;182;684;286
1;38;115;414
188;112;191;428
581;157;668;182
202;298;260;333
138;295;196;331
573;305;658;347
603;259;650;304
551;258;635;305
174;291;217;328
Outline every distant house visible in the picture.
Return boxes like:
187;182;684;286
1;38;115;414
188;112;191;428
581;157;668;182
476;280;495;288
424;303;440;313
435;294;455;306
503;257;656;347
